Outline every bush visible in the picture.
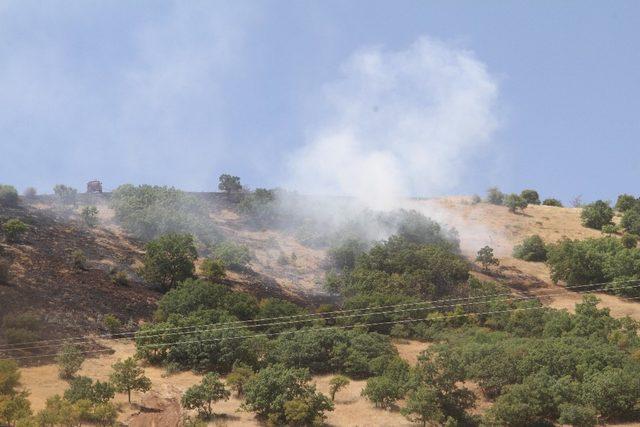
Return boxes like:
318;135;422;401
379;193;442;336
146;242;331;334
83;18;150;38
71;249;87;270
0;359;20;394
103;314;122;336
212;241;251;270
199;258;225;282
63;376;115;404
470;194;481;204
486;187;504;205
80;206;99;228
582;366;640;419
0;185;19;207
361;375;403;408
601;224;619;235
621;234;638;249
109;357;152;403
621;208;640;235
581;200;614;230
141;233;197;291
513;235;547;262
542;198;563;207
520;189;540;205
401;385;444;426
181;373;230;419
476;246;499;271
0;391;32;425
242;364;333;425
328;375;350;401
53;184;78;206
110;184;220;244
615;194;638;212
56;344;85;379
333;236;469;300
23;187;37;199
2;312;41;345
218;174;243;195
110;270;129;286
226;363;254;397
503;194;528;213
3;219;28;243
557;403;597;427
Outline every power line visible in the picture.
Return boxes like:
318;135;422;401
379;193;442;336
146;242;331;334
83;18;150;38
3;279;640;353
6;294;640;361
2;277;637;352
4;281;640;353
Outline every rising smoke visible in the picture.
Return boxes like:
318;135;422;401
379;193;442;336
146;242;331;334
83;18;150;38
289;36;499;209
285;37;503;252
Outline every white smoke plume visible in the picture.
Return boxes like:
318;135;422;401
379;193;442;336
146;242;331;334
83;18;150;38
288;36;500;210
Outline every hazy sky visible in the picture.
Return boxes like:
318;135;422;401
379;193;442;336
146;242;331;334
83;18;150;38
1;1;638;204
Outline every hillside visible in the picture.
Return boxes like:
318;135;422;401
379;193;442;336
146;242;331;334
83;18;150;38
3;192;640;425
3;193;638;341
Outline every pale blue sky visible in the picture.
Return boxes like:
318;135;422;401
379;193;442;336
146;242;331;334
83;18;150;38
0;1;638;204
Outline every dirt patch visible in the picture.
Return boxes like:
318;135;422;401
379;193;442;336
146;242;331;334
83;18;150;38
393;339;430;366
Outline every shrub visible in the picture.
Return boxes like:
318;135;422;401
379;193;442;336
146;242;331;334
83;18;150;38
0;259;10;284
601;224;619;235
103;314;122;336
53;184;78;206
582;366;640;419
513;235;547;262
80;206;99;228
242;364;333;425
621;234;638;249
2;312;41;345
0;391;32;425
218;174;243;195
211;241;251;270
520;189;540;205
110;270;129;286
580;200;614;230
63;376;115;404
557;403;597;427
226;363;254;397
56;344;85;379
0;359;20;394
615;194;638;212
110;184;220;243
621;208;640;235
199;258;225;282
542;198;563;207
71;249;87;270
503;194;528;213
326;239;366;272
401;385;444;426
181;373;230;419
486;187;504;205
154;279;258;321
141;233;197;291
109;357;152;404
0;185;19;207
23;187;37;199
470;194;481;204
476;246;499;271
3;219;28;243
328;375;350;401
361;375;403;408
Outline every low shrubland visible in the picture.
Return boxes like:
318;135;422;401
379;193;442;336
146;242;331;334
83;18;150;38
110;184;221;244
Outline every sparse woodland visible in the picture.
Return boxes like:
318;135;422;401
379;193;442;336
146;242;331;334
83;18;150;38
1;181;640;426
